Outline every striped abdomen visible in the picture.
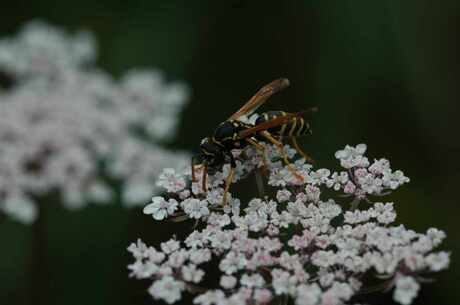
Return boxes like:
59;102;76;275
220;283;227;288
255;111;311;137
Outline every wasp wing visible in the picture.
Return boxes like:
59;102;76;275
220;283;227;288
237;112;301;139
228;78;290;121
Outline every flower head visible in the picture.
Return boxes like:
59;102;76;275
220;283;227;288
129;143;449;305
0;21;190;223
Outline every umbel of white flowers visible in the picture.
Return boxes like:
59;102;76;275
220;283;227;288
0;21;189;224
128;143;450;305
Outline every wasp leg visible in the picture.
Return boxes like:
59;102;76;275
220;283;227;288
192;164;204;182
222;154;237;206
222;167;235;206
191;156;198;182
245;138;268;169
202;163;208;193
290;137;315;164
260;131;303;181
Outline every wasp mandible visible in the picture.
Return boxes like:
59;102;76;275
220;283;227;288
192;78;316;205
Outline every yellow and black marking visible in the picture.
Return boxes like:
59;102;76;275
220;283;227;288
256;111;311;138
253;111;315;164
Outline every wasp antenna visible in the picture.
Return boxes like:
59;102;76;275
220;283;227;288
279;78;290;87
261;78;290;95
271;78;290;91
295;107;319;118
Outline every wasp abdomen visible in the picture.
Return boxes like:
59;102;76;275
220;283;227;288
256;111;311;137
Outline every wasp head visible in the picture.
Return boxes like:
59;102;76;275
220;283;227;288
198;137;225;172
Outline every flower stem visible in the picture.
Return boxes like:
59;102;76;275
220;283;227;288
255;168;266;198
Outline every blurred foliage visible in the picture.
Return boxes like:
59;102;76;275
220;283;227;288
0;1;459;305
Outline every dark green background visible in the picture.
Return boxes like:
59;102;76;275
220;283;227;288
0;1;458;305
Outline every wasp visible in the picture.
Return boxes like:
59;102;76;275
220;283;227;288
192;78;316;205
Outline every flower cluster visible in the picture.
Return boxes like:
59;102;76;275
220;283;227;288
0;21;189;224
128;144;449;305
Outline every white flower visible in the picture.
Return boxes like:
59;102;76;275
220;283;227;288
181;264;205;283
189;249;212;265
326;171;349;190
254;289;272;304
185;231;205;248
168;250;189;268
271;269;298;295
160;239;180;254
220;275;237;289
329;282;353;300
1;193;37;224
127;260;159;279
425;252;450;271
62;187;85;210
404;254;425;271
382;170;410;190
207;213;231;228
296;284;321;305
335;144;369;169
343;181;356;194
344;210;370;224
245;198;271;216
223;197;240;216
122;182;154;207
145;247;166;263
182;198;210;219
144;197;178;220
393;276;420;305
368;158;390;175
310;168;330;185
206;189;224;206
234;212;268;232
87;180;114;204
276;189;292;202
157;168;187;193
426;228;446;246
312;250;336;268
240;274;265;288
127;238;148;260
305;185;321;202
219;251;247;275
148;276;185;304
193;290;226;305
365;202;398;224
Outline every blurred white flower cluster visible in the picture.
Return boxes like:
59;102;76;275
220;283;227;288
128;144;449;305
0;21;189;224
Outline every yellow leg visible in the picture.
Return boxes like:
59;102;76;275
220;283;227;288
260;131;292;166
222;167;235;206
246;138;268;169
191;159;197;182
260;131;303;181
290;137;315;164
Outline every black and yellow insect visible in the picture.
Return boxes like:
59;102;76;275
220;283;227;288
192;78;316;205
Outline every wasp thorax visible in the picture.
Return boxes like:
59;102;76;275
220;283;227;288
200;137;221;156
